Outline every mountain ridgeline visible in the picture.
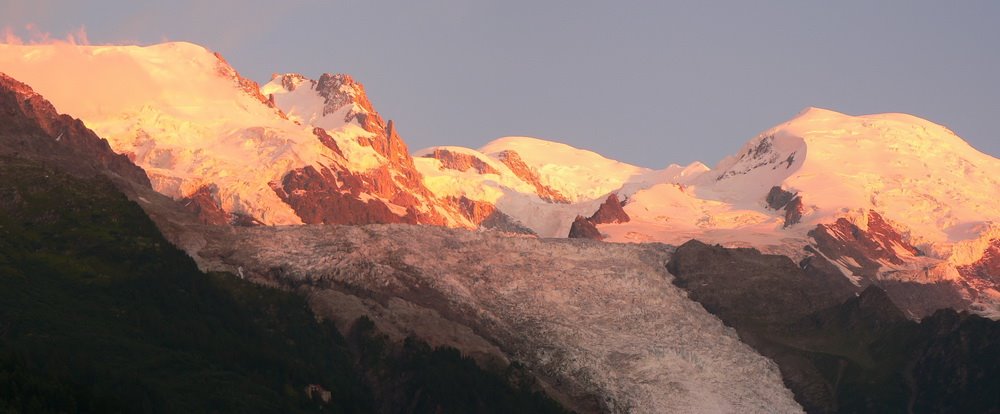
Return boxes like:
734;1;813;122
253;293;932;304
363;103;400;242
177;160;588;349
0;39;999;414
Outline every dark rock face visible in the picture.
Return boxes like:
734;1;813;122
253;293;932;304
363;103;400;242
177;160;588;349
568;216;603;240
784;196;804;227
566;193;630;240
766;186;796;210
588;193;630;224
808;210;921;279
0;72;150;187
667;240;1000;414
666;240;856;326
312;127;343;157
765;186;803;227
805;210;971;317
495;150;570;204
424;148;499;175
907;309;1000;414
875;279;971;318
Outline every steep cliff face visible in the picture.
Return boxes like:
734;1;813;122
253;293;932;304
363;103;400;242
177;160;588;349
263;72;468;227
588;193;630;224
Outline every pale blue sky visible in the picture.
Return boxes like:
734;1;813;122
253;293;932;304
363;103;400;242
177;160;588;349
3;0;997;167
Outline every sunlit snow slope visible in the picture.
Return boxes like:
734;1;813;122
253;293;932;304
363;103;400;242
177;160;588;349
415;137;708;237
421;109;999;316
0;42;464;227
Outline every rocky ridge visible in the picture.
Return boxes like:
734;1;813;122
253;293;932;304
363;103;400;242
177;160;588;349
0;72;149;186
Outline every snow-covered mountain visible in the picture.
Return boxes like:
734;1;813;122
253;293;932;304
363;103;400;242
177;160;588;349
614;107;999;316
2;41;996;316
0;42;470;227
417;108;1000;317
3;39;999;412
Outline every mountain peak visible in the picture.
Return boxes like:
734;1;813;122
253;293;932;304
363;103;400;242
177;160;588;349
270;73;312;92
792;106;847;120
315;73;373;116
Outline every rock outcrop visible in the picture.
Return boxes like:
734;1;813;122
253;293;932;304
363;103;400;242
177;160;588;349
765;186;803;227
588;193;630;224
567;193;630;239
273;166;411;225
424;148;499;175
766;186;796;210
568;216;603;240
808;210;922;279
267;72;459;226
783;196;804;226
495;150;570;204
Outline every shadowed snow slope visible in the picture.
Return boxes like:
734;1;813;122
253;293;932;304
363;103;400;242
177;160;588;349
191;224;802;414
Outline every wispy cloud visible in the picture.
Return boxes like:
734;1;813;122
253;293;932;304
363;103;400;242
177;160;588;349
1;24;90;45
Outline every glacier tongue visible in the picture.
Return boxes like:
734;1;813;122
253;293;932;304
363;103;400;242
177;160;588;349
193;224;803;414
